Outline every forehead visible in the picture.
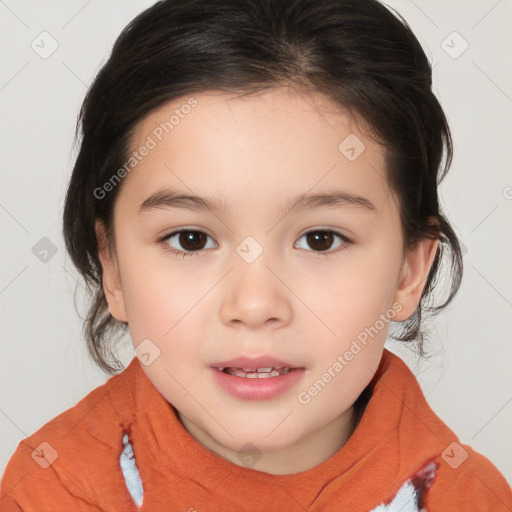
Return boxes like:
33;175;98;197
120;87;391;212
132;87;373;147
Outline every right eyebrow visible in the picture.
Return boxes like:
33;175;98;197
138;188;232;215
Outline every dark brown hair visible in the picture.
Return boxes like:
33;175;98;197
63;0;463;375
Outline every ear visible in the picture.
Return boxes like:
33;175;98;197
392;236;439;322
95;219;128;323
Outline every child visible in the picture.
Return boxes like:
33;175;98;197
2;0;511;510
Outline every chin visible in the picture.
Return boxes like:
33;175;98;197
215;424;300;454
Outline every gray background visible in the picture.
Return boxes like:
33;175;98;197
1;0;511;484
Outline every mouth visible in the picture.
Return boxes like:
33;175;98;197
210;356;305;400
211;367;305;401
210;355;303;378
217;366;296;378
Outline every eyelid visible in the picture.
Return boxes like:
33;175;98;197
159;226;352;258
293;228;351;255
158;225;216;239
296;225;352;239
158;226;352;243
159;227;219;255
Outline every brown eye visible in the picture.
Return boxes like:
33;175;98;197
177;230;207;251
306;231;334;251
163;229;216;256
295;229;349;255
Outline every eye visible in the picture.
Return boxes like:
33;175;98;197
159;228;351;258
160;229;217;258
294;229;350;256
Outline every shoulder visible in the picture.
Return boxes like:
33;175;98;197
369;449;512;512
424;444;512;510
369;351;512;510
1;359;139;511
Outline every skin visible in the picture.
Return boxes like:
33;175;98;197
95;86;438;475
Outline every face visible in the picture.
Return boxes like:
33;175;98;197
96;87;437;474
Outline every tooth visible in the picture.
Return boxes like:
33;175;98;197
224;366;295;378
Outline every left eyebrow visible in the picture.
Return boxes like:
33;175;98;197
138;187;377;216
282;190;377;215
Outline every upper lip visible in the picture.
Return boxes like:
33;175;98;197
210;356;302;370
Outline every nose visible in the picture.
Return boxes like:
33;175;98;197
218;251;293;330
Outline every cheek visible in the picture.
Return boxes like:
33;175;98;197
120;260;206;400
295;250;401;341
119;251;200;344
294;257;397;422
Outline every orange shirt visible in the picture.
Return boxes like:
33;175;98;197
1;349;511;511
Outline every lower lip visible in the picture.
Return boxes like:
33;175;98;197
210;367;305;400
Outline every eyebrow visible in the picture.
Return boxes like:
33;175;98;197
138;187;377;216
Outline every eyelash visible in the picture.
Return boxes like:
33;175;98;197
158;228;352;259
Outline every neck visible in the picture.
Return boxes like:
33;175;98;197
177;397;367;475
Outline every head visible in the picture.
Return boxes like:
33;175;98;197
63;0;462;470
